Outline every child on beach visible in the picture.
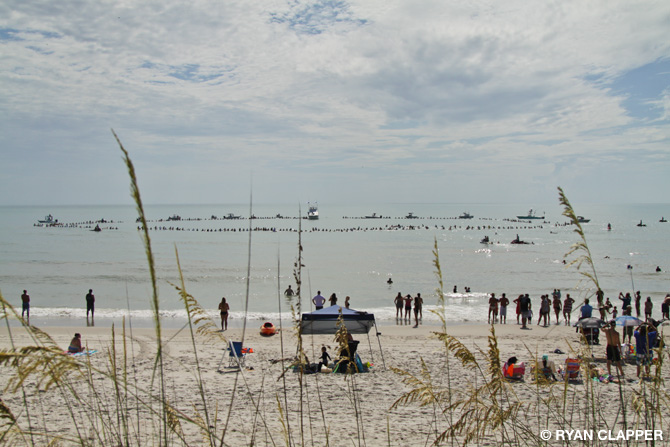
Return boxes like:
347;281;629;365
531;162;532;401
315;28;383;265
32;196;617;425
318;346;331;372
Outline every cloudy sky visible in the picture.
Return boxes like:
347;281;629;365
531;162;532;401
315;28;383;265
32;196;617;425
1;0;669;206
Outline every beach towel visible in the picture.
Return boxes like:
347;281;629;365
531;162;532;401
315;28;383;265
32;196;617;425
66;349;98;356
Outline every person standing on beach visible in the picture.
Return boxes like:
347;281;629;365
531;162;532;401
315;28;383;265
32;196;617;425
328;293;338;306
563;294;575;325
552;293;562;325
218;297;229;331
21;290;30;322
644;297;653;321
634;291;642;318
413;293;423;325
513;295;522;324
520;294;531;329
499;293;509;324
86;289;95;319
313;291;326;310
619;292;632;312
634;322;658;378
488;293;498;324
537;295;550;327
602;321;625;379
403;294;412;320
394;292;403;318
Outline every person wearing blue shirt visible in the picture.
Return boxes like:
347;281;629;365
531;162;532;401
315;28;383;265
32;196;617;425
580;299;593;319
634;322;658;378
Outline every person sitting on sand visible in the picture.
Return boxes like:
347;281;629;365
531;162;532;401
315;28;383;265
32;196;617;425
317;346;331;372
540;355;557;381
503;356;524;380
68;333;85;353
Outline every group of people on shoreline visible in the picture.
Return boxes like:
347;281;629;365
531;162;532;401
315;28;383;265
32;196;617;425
484;288;670;329
393;292;424;327
20;288;96;326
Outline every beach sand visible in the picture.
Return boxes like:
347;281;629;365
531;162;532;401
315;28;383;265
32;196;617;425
1;319;667;446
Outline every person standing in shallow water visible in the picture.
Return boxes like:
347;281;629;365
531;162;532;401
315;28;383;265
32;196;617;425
21;290;30;323
86;289;95;320
218;297;229;331
394;292;403;318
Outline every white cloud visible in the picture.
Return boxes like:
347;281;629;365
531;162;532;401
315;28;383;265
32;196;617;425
1;0;669;205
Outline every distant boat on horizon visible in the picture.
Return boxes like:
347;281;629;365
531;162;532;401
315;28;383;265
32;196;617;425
405;212;419;219
365;213;382;219
577;216;590;223
459;212;474;219
516;209;545;220
38;214;57;224
307;203;319;220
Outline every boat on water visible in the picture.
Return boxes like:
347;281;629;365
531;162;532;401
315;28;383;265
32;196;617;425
516;209;545;220
307;203;319;220
637;220;646;227
365;213;382;219
167;214;181;221
223;213;241;220
405;212;418;219
661;217;667;223
459;212;474;219
577;216;590;223
480;235;491;244
38;214;57;224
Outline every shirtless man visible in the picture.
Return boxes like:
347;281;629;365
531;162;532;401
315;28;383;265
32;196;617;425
602;321;625;378
21;290;30;322
488;293;498;324
499;293;509;324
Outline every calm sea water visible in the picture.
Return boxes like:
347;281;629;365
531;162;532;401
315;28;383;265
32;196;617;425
1;203;668;328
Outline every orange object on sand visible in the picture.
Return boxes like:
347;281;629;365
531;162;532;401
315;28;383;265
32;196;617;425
260;322;277;337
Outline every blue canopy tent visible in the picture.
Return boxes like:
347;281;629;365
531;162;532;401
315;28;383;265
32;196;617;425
300;305;385;368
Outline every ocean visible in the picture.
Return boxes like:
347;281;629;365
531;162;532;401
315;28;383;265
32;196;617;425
1;202;668;329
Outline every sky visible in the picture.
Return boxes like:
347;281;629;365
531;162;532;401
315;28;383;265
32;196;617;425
1;0;669;206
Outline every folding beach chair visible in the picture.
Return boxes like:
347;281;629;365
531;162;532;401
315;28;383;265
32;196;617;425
561;358;582;382
228;341;246;368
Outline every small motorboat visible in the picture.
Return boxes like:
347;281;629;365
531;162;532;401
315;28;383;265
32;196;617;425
405;212;418;219
260;322;277;337
223;213;241;219
459;212;474;219
365;213;382;219
660;217;667;223
577;216;590;223
637;220;646;227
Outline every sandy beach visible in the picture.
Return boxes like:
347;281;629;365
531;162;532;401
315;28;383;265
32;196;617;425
1;318;668;446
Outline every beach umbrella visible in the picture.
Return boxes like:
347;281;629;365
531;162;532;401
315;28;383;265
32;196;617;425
615;316;644;327
573;317;605;328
